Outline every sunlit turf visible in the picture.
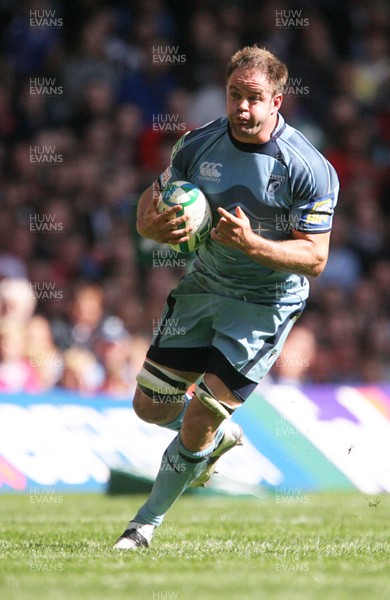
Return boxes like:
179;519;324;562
0;492;389;600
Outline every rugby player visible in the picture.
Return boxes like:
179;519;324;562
114;46;339;550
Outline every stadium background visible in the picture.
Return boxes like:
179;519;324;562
0;0;389;492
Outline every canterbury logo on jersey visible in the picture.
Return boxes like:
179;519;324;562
199;161;223;181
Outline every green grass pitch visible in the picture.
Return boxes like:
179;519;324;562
0;492;389;600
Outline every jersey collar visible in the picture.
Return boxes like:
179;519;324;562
271;113;286;140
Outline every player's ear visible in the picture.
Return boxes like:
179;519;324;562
271;93;283;113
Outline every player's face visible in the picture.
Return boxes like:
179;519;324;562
226;69;282;143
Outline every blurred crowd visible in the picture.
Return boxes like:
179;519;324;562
0;0;389;393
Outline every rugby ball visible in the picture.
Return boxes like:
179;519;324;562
157;180;212;253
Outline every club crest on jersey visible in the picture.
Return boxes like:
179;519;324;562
198;161;223;183
267;173;285;196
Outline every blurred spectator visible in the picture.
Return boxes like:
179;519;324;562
57;347;100;394
50;282;106;350
0;278;36;324
26;314;62;390
0;318;41;393
93;316;135;398
352;30;390;106
0;1;389;387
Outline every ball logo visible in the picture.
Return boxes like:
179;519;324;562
199;162;223;179
157;181;212;253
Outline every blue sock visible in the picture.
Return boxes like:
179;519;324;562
134;426;225;527
159;395;191;432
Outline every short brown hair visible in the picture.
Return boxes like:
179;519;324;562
226;46;288;95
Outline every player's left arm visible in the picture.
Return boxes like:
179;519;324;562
211;206;330;277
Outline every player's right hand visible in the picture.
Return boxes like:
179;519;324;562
137;185;193;245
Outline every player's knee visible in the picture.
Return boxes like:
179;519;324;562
132;388;156;423
132;387;176;424
132;360;194;424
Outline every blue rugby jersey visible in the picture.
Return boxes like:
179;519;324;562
158;114;339;305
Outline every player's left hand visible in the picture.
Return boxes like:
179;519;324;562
210;206;256;250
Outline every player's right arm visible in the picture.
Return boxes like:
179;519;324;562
136;182;192;245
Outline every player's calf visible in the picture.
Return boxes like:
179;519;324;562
181;374;244;486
